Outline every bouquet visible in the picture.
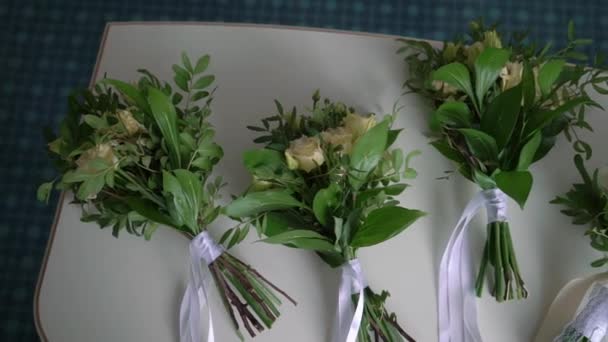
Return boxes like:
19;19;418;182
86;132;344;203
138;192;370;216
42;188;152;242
37;53;295;340
552;154;608;341
398;19;606;340
225;91;425;342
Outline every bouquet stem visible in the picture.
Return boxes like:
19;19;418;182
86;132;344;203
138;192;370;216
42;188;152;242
475;221;527;301
208;252;296;339
354;287;416;342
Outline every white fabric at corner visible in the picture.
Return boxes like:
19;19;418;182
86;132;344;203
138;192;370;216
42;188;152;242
555;281;608;342
438;188;508;342
334;259;367;342
179;231;224;342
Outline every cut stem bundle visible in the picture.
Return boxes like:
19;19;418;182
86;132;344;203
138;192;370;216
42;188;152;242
475;221;527;301
208;252;296;339
355;287;416;342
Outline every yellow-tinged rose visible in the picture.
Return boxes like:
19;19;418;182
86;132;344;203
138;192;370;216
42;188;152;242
442;42;460;63
500;62;524;90
76;143;118;172
466;41;485;67
343;113;376;139
118;110;143;136
432;80;459;96
483;30;502;49
321;127;354;154
284;136;325;172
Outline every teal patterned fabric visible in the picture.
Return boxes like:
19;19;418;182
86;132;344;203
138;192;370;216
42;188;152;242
1;0;606;340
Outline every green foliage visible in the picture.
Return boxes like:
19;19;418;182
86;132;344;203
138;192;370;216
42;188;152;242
39;53;224;240
349;120;390;190
351;206;426;247
552;155;608;267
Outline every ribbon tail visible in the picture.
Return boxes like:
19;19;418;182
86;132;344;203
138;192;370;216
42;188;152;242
345;286;365;342
179;250;215;342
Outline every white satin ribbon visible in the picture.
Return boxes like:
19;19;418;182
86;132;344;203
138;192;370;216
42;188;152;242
333;259;367;342
438;188;508;342
555;282;608;342
180;231;224;342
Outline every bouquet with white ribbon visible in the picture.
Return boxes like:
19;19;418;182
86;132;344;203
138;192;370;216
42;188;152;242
225;91;425;341
37;53;294;341
399;19;606;341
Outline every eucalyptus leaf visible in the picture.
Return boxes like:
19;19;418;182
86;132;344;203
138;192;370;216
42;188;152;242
193;75;215;90
37;181;54;203
194;55;210;74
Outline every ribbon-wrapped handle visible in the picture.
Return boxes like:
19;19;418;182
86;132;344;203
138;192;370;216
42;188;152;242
438;188;507;342
180;231;224;342
334;259;367;342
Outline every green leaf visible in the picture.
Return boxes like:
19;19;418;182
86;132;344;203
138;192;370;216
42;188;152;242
172;64;191;81
312;183;340;226
474;48;511;107
162;170;202;231
260;229;335;252
481;85;522;149
103;79;150;113
349;120;389;190
192;75;215;90
430;140;465;164
473;169;496;190
524;96;590;137
147;87;182;168
458;128;499;162
351;206;425;248
431;62;474;99
591;257;608;268
194;55;210;74
225;190;304;218
123;196;176;228
538;60;566;95
76;175;105;200
37;181;54;203
191;91;209;102
174;73;189;92
181;52;193;72
83;115;107;129
432;101;473;128
521;63;536;111
495;170;533;208
517;132;542;170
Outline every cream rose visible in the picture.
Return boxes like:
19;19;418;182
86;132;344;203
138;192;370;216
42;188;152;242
466;41;485;67
500;62;524;90
343;113;376;139
118;109;144;136
76;143;118;172
321;127;354;154
432;80;459;96
285;136;325;172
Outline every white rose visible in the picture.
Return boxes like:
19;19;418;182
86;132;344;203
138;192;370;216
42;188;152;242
76;143;118;172
500;62;524;90
321;127;354;154
343;113;376;139
118;110;144;136
432;80;459;96
285;136;325;172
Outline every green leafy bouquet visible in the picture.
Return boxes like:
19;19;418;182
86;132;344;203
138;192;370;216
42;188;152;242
399;20;606;302
225;91;425;342
37;53;294;340
552;154;608;268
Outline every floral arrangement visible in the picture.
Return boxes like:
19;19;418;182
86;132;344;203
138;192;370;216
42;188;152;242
225;91;425;342
37;53;295;340
552;154;608;268
399;20;607;303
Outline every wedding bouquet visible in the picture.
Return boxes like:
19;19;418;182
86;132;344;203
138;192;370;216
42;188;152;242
552;154;608;268
37;53;294;340
399;20;605;300
225;91;425;342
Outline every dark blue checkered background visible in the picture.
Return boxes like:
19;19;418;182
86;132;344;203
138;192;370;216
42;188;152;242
1;0;607;340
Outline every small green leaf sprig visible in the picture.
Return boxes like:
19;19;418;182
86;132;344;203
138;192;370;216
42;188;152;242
552;154;608;268
37;53;294;339
226;91;424;342
398;19;608;302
